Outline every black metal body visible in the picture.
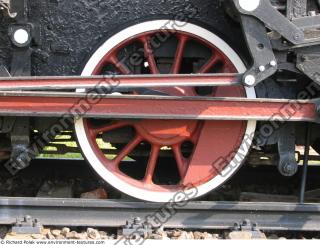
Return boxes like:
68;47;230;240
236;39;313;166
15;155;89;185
0;0;320;194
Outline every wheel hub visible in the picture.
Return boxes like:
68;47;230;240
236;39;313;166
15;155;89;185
135;120;198;146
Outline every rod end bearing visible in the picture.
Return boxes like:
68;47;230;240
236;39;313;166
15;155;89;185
238;0;260;12
244;75;256;87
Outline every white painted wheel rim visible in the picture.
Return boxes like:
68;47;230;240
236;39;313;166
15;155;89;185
75;20;257;202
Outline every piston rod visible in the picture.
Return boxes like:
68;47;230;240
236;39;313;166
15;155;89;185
0;91;317;122
0;74;241;91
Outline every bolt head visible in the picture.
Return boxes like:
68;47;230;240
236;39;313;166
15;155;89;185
239;0;260;12
134;217;142;224
24;215;32;221
284;163;293;173
243;219;250;226
244;75;256;86
309;11;317;16
270;60;277;67
281;162;298;176
259;66;266;72
13;28;30;45
293;33;302;41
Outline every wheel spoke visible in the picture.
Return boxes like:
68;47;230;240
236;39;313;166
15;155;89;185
112;135;143;165
173;144;188;179
190;123;203;144
221;63;236;73
143;145;160;184
140;36;159;74
171;35;188;74
198;54;220;73
91;121;129;136
109;55;131;75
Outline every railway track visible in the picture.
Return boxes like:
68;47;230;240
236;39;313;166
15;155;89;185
1;159;320;235
1;198;320;232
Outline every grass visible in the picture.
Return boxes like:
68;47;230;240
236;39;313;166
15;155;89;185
38;134;320;166
37;134;129;160
38;140;83;159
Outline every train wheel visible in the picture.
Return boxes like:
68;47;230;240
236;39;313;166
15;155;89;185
75;20;256;202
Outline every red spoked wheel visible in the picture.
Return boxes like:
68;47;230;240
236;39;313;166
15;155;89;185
75;20;256;202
